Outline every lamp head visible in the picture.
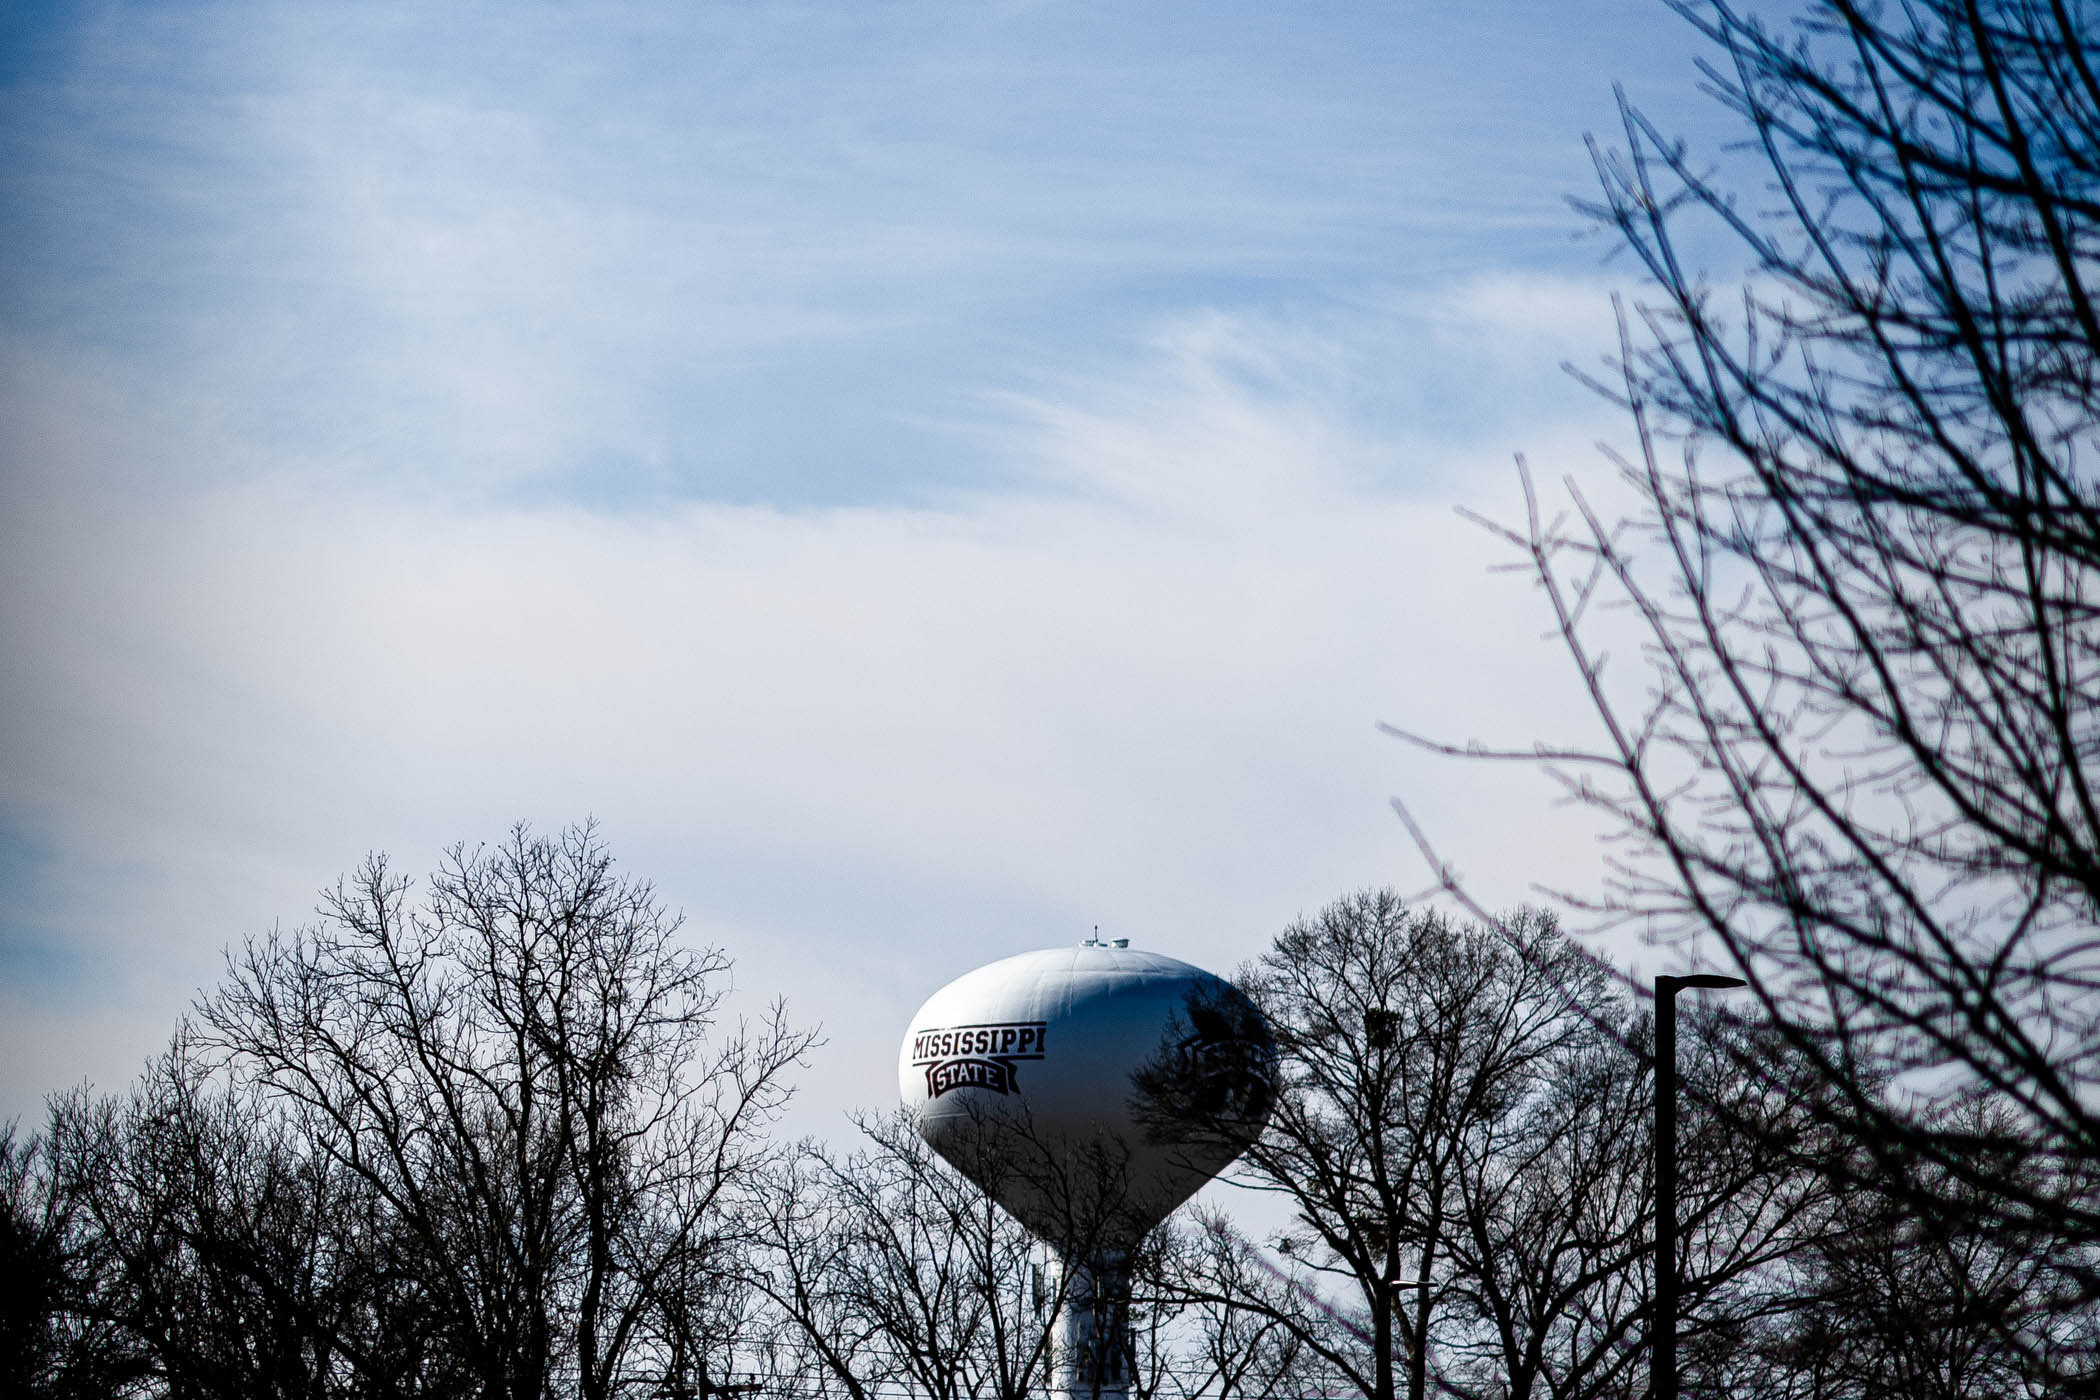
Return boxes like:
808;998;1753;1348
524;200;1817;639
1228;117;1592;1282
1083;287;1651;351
1658;974;1747;992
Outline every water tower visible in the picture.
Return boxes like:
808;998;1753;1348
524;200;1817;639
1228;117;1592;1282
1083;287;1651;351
899;938;1276;1400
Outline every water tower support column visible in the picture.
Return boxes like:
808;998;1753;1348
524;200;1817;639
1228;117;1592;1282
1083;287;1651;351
1052;1251;1129;1400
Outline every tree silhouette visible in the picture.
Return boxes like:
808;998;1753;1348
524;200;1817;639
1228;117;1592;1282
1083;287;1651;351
1391;0;2100;1386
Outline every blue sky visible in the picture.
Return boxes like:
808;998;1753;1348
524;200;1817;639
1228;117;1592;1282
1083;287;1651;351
2;0;1739;1130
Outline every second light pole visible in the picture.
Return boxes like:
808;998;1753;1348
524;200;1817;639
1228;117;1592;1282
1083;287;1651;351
1652;973;1745;1400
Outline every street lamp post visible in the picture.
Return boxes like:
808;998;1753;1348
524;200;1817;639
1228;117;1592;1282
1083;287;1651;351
1652;973;1746;1400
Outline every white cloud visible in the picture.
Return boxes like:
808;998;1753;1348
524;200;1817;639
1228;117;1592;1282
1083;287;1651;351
0;287;1632;1130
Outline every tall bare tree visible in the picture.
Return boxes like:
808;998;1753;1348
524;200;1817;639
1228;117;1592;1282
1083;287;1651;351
1160;894;1825;1400
1157;896;1591;1400
1390;0;2100;1383
196;822;813;1400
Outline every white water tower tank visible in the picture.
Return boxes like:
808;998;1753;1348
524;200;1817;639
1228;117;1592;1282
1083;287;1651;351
899;939;1275;1400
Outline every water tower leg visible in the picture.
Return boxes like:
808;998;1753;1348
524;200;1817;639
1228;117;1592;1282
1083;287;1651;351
1052;1251;1130;1400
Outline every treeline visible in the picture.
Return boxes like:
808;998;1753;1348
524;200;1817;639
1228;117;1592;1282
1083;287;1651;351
4;827;2089;1400
3;827;810;1400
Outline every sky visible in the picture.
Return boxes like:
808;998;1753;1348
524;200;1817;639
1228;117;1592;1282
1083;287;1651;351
0;0;1740;1137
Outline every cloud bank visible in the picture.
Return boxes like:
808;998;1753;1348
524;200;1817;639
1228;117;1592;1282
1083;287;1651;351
0;0;1704;1130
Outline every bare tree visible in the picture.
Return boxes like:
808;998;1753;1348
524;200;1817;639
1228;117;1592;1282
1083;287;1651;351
1163;894;1825;1400
1742;1099;2085;1400
1;1121;150;1399
1144;1214;1344;1400
195;822;813;1400
1167;897;1573;1400
1445;1004;1831;1400
41;1041;397;1400
747;1110;1328;1400
1384;0;2100;1383
749;1111;1066;1400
